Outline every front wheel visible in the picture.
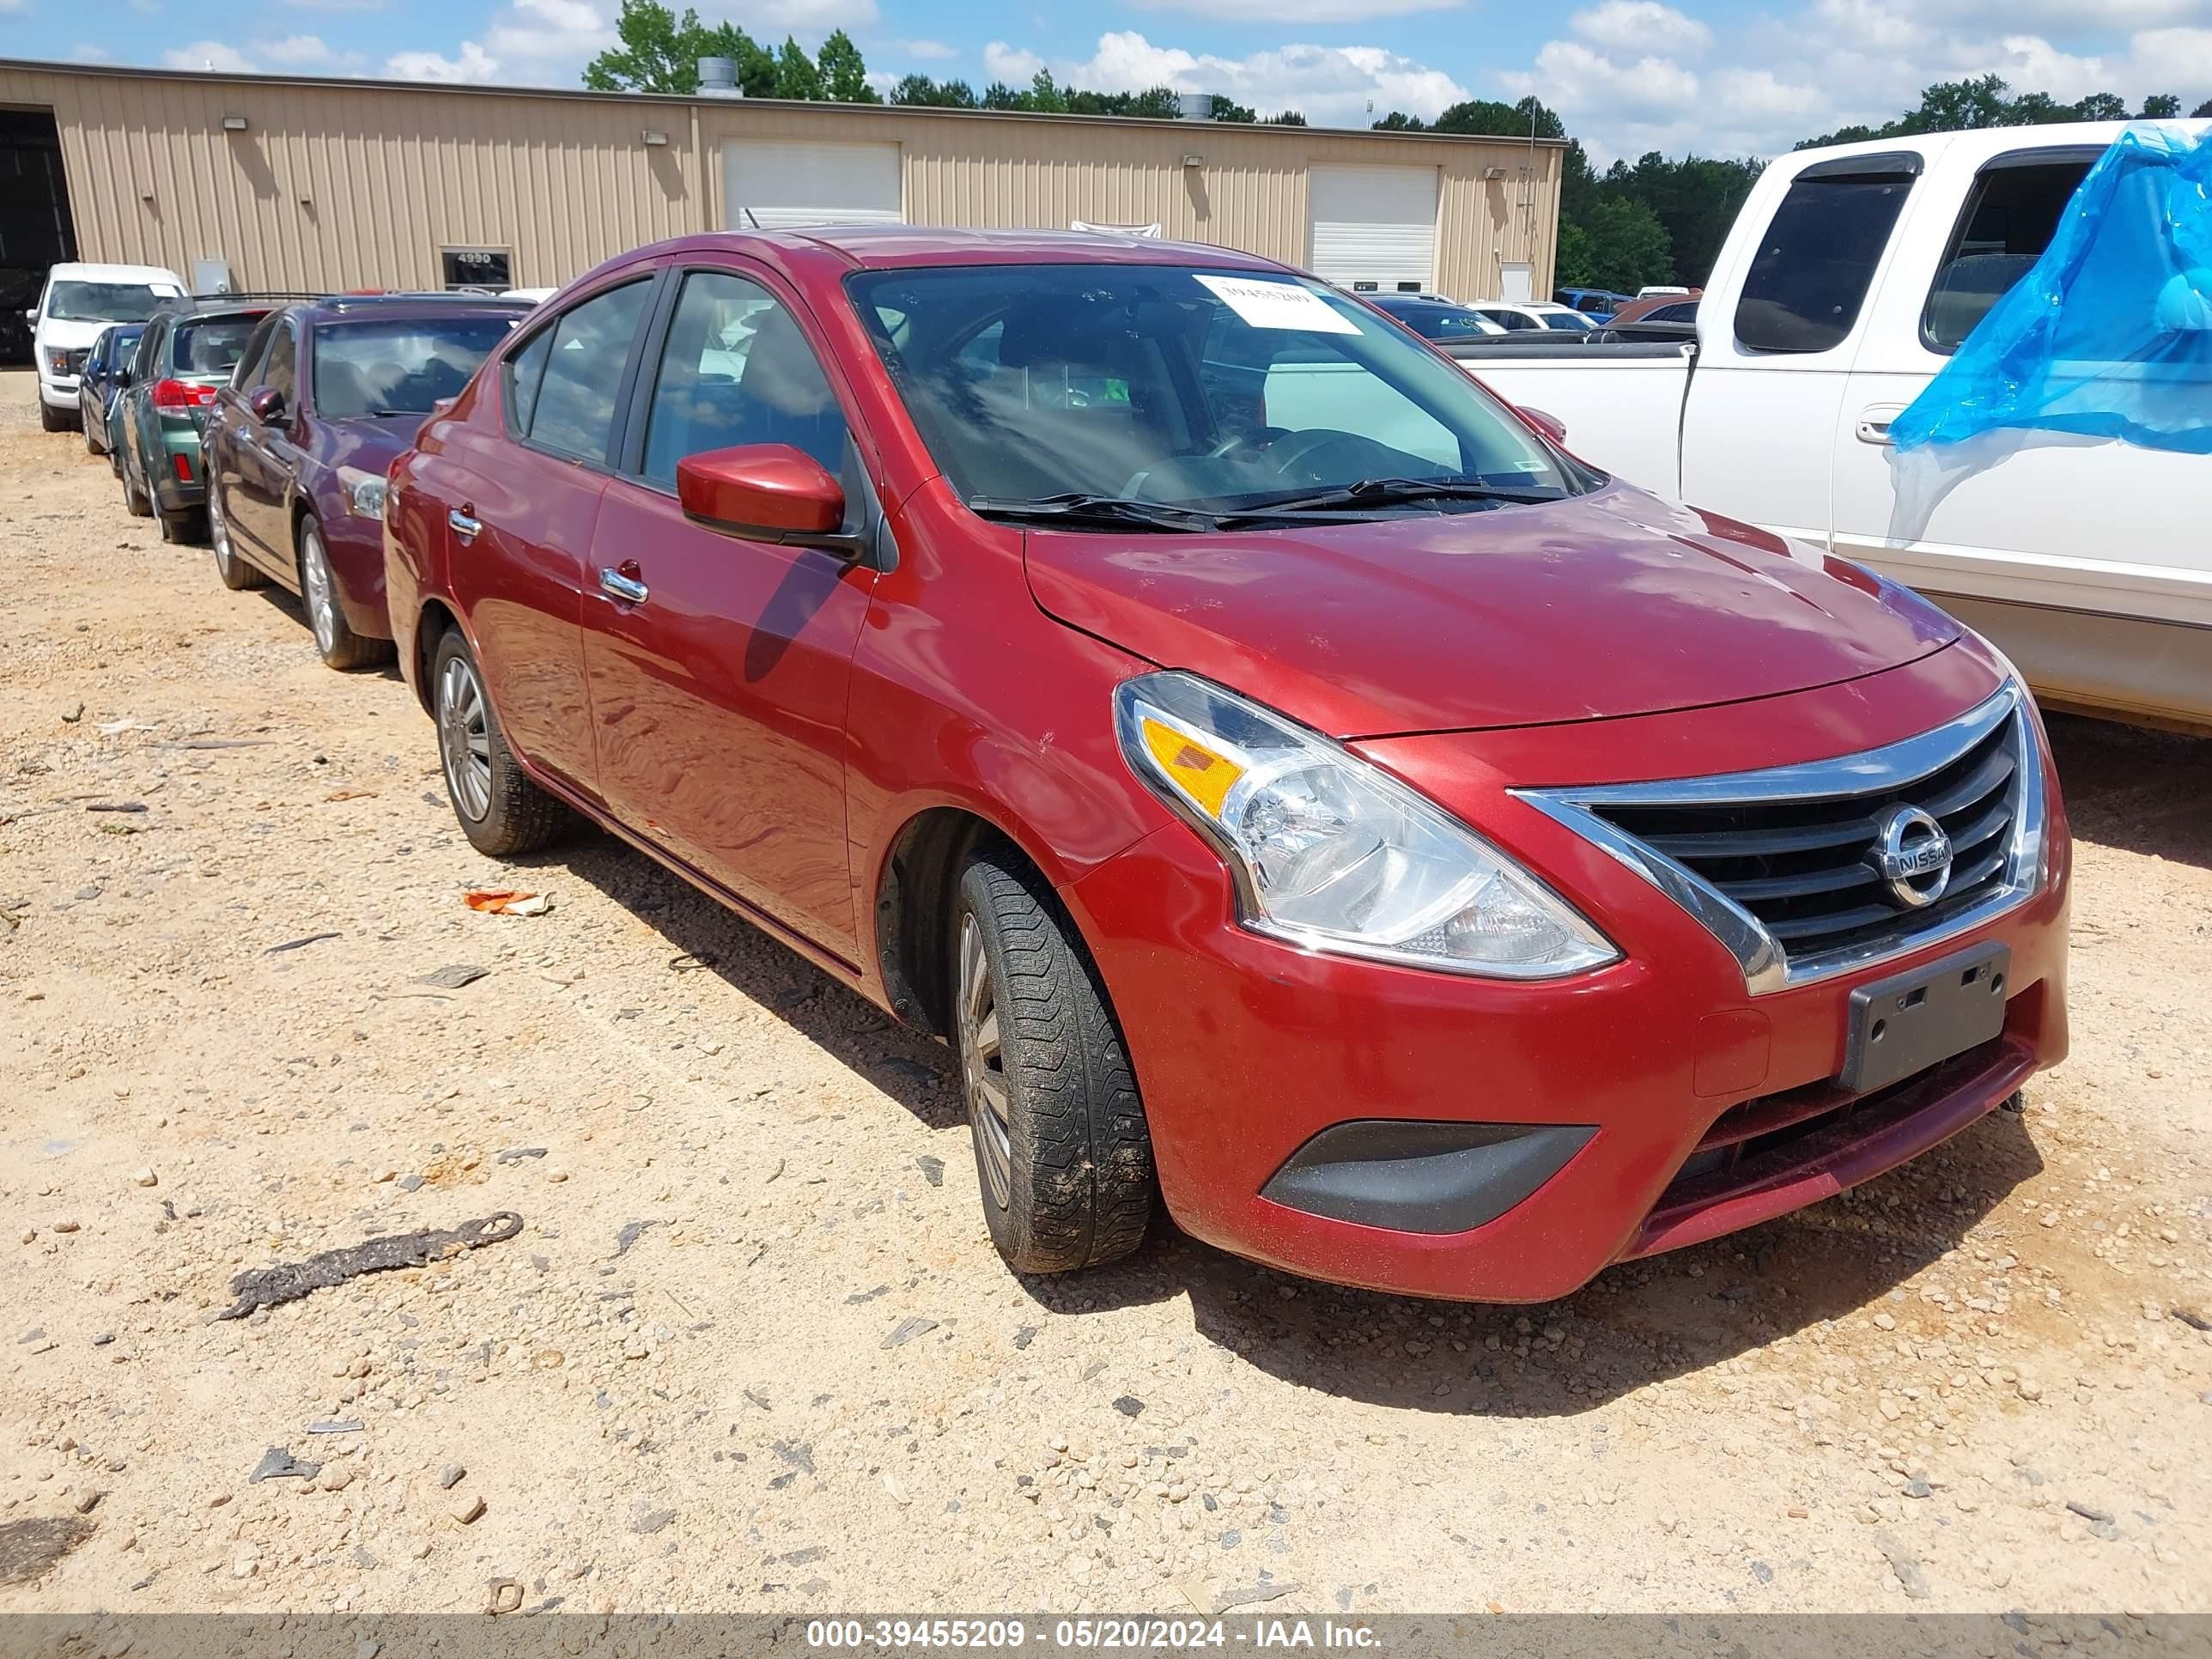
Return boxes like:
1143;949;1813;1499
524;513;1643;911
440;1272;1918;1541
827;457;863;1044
954;850;1154;1274
298;516;389;670
38;395;72;434
430;628;565;857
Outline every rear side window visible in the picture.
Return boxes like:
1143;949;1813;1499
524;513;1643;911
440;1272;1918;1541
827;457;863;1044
1735;168;1916;354
517;281;652;463
1922;158;2094;353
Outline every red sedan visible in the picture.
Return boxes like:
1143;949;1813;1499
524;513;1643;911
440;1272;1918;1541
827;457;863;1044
385;228;2069;1303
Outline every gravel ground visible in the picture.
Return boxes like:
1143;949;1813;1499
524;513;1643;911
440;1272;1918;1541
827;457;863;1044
1;368;2207;1617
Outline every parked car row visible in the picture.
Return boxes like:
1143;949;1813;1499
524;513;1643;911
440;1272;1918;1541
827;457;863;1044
49;226;2073;1304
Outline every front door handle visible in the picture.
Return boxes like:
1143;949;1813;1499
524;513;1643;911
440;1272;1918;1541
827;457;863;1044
448;507;482;541
598;563;648;605
1856;404;1906;446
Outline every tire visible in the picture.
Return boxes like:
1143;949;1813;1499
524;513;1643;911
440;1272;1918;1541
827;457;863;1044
298;515;390;670
953;848;1154;1273
122;450;153;518
430;627;565;857
160;507;205;546
82;411;102;456
206;481;265;589
39;394;73;434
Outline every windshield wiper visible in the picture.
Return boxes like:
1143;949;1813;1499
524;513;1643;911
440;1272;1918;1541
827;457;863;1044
968;493;1218;533
1219;477;1562;522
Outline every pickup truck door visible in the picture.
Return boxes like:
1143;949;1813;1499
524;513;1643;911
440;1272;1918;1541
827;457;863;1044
1828;141;2212;711
1680;151;1924;545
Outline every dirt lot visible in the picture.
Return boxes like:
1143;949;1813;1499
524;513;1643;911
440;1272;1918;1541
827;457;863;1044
1;367;2207;1618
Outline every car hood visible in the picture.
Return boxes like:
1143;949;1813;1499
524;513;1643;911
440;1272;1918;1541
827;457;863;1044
1022;482;1962;738
39;319;109;351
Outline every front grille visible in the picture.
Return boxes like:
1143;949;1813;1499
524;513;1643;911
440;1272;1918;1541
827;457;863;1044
1519;684;2044;991
1591;712;2021;963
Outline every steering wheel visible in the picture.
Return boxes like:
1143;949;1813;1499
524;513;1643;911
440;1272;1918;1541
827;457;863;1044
1205;425;1291;461
1263;428;1369;481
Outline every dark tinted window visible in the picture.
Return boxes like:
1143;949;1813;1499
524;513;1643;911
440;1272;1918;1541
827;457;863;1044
522;281;651;462
1735;172;1914;353
506;328;553;434
640;270;848;486
131;321;164;380
1923;160;2091;353
441;247;514;292
231;313;281;392
173;315;265;378
263;323;297;403
312;314;521;417
1649;301;1698;323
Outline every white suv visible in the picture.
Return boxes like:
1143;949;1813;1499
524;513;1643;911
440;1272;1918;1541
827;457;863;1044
29;262;185;431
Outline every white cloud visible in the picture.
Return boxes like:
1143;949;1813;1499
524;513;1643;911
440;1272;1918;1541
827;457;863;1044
1127;0;1462;18
260;33;347;65
161;41;259;72
387;41;500;82
70;43;112;61
990;29;1469;125
1571;0;1712;56
1500;0;2212;162
883;37;957;62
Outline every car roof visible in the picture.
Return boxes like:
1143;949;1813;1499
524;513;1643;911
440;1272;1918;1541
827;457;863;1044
576;224;1293;286
291;295;536;325
1785;117;2209;173
46;263;183;285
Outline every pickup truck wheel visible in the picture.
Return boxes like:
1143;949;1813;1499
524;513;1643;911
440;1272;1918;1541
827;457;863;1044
207;483;264;590
954;850;1154;1274
430;628;565;857
299;517;389;670
38;396;72;433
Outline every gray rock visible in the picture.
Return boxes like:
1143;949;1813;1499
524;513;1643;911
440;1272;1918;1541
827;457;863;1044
1751;1561;1774;1583
395;1175;422;1193
915;1156;945;1188
775;1441;815;1474
416;964;489;990
247;1446;320;1484
1114;1395;1146;1418
438;1463;465;1490
1903;1480;1931;1499
2066;1500;2114;1525
629;1500;676;1535
1876;1534;1929;1600
884;1316;939;1349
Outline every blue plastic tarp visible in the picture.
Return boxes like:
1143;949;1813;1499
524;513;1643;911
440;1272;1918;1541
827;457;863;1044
1893;125;2212;455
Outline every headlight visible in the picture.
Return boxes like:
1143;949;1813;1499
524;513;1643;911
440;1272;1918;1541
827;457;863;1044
1115;672;1617;979
339;467;387;520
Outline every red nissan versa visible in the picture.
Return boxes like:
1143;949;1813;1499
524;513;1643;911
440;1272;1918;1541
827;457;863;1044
385;229;2069;1303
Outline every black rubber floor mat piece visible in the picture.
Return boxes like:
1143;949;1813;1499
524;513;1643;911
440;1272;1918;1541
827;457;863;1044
216;1212;523;1320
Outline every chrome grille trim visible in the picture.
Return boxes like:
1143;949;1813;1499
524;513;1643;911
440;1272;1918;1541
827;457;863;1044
1515;682;2046;994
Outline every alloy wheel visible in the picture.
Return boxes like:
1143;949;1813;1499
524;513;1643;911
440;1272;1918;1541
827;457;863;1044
300;526;339;657
957;915;1014;1211
435;654;495;823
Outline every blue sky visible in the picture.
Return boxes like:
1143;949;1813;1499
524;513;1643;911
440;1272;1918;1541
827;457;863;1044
15;0;2212;162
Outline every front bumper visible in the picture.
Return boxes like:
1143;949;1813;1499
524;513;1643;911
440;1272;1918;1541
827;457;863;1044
1061;651;2070;1304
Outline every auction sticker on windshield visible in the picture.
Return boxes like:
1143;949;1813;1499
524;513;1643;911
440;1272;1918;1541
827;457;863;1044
1196;274;1360;334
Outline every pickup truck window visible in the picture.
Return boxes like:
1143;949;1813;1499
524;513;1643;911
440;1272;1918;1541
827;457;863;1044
1735;170;1915;354
1922;158;2094;353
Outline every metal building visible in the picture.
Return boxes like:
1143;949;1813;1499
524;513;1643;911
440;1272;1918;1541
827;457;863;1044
0;59;1564;307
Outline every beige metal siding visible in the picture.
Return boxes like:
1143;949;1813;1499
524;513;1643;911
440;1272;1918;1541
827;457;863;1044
0;62;1561;300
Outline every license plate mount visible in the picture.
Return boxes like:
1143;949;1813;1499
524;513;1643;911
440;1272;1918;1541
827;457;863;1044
1839;942;2011;1096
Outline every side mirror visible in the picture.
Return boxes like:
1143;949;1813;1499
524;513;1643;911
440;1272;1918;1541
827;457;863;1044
23;308;35;324
1519;405;1569;446
677;444;850;547
248;386;286;423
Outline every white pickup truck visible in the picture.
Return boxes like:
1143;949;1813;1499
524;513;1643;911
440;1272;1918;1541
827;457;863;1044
1449;120;2212;735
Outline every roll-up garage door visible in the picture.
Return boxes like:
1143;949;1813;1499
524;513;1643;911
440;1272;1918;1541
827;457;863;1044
723;141;902;230
1306;164;1439;293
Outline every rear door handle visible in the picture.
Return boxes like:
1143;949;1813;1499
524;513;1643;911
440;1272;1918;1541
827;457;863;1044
598;565;648;605
448;508;482;541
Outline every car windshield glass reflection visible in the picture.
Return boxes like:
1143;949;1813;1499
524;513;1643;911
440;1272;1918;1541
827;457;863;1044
313;315;522;417
47;282;173;323
848;264;1591;522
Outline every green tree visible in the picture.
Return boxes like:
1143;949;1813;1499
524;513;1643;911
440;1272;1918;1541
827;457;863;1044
1263;110;1308;126
1571;193;1674;293
2140;94;2182;118
2073;91;2128;121
773;37;825;100
1370;111;1426;131
815;29;880;104
2195;99;2212;118
1209;96;1256;123
890;74;978;109
581;0;768;94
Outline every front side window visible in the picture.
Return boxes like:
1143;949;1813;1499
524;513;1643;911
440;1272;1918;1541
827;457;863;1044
1481;309;1536;331
231;313;281;392
849;264;1579;518
46;281;178;323
639;270;848;486
262;323;297;402
131;322;166;381
173;315;266;379
1922;159;2093;353
311;314;522;418
1735;168;1916;354
518;281;652;463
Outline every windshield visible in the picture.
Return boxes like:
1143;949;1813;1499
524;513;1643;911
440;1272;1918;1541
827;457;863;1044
311;314;522;416
848;264;1588;522
46;281;178;323
173;315;267;378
